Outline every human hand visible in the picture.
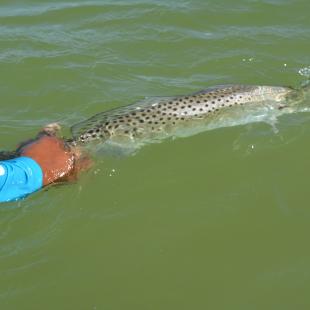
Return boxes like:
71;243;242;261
20;135;75;186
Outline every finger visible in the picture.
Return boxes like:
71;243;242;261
41;123;62;136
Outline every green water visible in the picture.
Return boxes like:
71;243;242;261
1;0;310;309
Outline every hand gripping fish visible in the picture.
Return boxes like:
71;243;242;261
0;83;308;161
1;83;308;202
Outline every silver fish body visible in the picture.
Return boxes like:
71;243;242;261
71;84;299;152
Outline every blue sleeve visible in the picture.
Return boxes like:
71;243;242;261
0;157;43;202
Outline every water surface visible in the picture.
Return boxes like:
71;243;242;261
1;1;310;309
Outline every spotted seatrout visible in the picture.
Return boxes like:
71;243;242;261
71;84;304;153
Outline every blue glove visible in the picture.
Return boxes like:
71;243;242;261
0;157;43;202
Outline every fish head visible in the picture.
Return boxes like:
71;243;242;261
271;86;296;102
276;85;310;113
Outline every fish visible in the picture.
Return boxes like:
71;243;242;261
70;84;306;154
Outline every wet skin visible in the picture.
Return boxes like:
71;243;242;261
21;135;75;185
18;124;92;186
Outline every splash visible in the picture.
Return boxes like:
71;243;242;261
298;66;310;78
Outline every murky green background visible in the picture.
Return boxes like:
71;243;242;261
1;0;310;309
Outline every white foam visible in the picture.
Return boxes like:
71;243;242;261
299;66;310;78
